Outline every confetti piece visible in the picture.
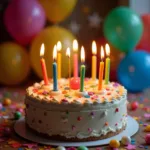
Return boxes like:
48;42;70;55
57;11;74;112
67;147;77;150
144;146;148;149
22;143;38;148
11;142;22;148
144;125;150;132
95;148;101;150
131;138;136;142
138;145;144;148
139;104;144;108
125;144;136;150
144;113;150;119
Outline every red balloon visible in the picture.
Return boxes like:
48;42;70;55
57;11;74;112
136;14;150;52
4;0;46;45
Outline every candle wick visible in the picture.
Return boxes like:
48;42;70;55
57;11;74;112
81;62;84;65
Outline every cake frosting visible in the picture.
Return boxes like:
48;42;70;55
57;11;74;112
25;78;127;141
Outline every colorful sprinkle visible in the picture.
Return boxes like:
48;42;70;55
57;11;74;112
84;94;90;98
88;92;94;96
61;99;68;103
113;83;119;87
115;108;119;112
77;116;82;121
88;128;92;132
105;122;109;126
72;125;76;131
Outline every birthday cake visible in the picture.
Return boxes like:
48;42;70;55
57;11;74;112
25;79;127;141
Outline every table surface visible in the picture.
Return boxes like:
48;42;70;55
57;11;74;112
0;88;150;150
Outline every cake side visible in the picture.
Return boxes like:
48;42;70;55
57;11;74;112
25;79;127;141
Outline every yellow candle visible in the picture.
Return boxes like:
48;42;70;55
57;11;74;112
105;44;110;84
92;41;97;80
66;48;71;87
98;46;104;90
57;41;62;79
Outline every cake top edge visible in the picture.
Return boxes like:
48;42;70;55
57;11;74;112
26;78;127;105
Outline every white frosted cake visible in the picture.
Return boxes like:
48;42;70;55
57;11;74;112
25;78;127;141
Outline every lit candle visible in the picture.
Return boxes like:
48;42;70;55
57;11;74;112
98;46;104;90
73;39;78;78
80;46;85;92
53;45;58;91
40;44;49;85
66;48;71;87
105;44;110;84
57;41;62;79
92;41;97;80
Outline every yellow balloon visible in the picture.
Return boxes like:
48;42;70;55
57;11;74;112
39;0;77;23
30;26;76;79
0;42;30;85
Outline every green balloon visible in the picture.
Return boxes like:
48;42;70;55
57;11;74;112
103;7;143;53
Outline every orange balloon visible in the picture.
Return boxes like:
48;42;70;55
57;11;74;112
0;42;30;85
30;26;76;79
39;0;77;23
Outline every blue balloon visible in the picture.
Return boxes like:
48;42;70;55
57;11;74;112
117;51;150;92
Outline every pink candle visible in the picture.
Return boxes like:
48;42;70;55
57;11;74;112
73;39;78;77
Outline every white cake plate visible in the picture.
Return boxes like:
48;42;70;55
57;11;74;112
14;116;139;147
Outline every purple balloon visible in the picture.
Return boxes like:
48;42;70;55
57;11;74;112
4;0;46;45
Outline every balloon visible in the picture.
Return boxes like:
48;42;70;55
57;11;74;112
136;14;150;53
4;0;46;45
30;26;75;78
117;51;150;92
0;42;30;85
96;37;125;81
39;0;77;23
103;7;143;53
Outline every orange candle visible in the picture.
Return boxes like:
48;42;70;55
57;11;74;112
40;44;49;85
57;41;62;79
98;46;104;90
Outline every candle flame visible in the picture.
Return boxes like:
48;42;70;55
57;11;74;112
92;41;97;55
40;43;45;57
101;46;104;60
105;43;110;56
81;46;85;63
53;45;57;61
57;41;62;52
73;39;78;52
66;47;70;58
